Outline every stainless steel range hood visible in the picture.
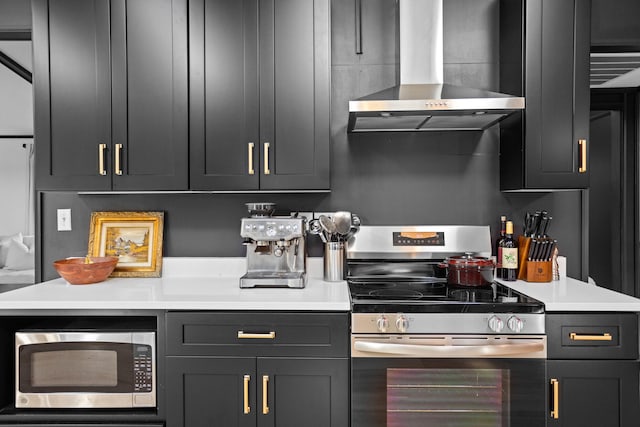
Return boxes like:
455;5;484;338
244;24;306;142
347;0;524;133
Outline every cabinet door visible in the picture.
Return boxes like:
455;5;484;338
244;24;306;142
189;0;260;190
258;0;330;190
166;357;256;427
111;0;188;190
33;0;112;191
547;360;640;427
500;0;590;190
258;358;349;427
524;0;590;189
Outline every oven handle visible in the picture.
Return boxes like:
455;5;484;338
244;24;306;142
353;340;545;357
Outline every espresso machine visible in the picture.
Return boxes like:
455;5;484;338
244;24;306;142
240;203;307;288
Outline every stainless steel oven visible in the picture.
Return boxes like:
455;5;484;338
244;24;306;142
347;226;547;427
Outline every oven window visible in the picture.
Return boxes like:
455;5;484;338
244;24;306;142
31;350;118;387
351;358;545;427
387;368;508;427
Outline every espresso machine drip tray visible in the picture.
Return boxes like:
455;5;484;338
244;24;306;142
240;271;307;288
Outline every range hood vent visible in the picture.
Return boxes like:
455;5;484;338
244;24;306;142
347;0;524;133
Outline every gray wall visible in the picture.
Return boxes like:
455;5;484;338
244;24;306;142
0;0;31;31
37;0;585;282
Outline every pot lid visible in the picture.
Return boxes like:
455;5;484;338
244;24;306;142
446;254;494;267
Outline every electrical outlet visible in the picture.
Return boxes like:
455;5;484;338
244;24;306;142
57;209;72;231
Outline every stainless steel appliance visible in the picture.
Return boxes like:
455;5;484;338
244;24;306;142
348;0;524;132
347;226;546;427
240;204;307;288
15;331;156;408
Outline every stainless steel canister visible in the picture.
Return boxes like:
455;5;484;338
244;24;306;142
324;242;346;281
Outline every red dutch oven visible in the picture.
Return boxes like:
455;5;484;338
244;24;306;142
438;254;495;287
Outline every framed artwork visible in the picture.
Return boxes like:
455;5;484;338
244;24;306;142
88;211;164;277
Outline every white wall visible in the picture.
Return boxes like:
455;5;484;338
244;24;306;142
0;140;32;235
0;40;33;236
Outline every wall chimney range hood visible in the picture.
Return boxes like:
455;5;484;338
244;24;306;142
347;0;524;133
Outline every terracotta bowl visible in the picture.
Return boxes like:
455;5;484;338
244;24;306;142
53;256;119;285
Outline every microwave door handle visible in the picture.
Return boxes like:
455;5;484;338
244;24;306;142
353;340;545;357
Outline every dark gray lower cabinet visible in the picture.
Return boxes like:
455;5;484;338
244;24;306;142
547;360;640;427
165;312;349;426
167;357;255;427
166;356;348;427
546;313;640;426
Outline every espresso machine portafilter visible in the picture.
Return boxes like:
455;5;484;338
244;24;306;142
239;203;307;288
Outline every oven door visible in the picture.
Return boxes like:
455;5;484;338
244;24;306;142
351;334;547;427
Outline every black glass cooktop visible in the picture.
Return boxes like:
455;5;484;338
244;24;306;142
348;280;545;314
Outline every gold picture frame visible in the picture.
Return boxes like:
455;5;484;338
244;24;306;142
88;211;164;278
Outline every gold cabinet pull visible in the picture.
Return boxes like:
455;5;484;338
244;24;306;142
243;375;250;414
550;378;559;419
248;142;255;175
262;375;270;415
570;332;612;341
237;331;276;339
98;143;107;175
115;143;123;176
578;139;587;173
263;142;271;175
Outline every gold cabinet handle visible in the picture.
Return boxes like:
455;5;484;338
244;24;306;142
550;378;559;419
243;375;250;414
570;332;612;341
237;331;276;339
578;139;587;173
115;143;123;176
98;143;107;175
248;142;255;175
262;375;270;415
263;142;271;175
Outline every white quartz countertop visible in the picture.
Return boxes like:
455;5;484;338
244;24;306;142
0;258;350;311
2;257;640;312
496;276;640;312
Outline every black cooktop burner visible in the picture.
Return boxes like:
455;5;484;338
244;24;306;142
348;280;544;314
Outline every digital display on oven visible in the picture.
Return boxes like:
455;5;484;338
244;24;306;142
393;231;445;246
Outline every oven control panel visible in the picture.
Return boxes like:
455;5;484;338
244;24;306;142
393;231;445;246
352;313;545;335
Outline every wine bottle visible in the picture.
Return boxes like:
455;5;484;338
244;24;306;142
500;221;518;281
495;215;506;279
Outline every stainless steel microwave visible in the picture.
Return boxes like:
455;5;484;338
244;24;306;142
15;331;156;408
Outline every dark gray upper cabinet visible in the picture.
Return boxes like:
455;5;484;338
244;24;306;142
499;0;590;191
33;0;188;191
189;0;330;191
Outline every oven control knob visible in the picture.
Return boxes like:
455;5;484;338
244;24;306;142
488;315;504;333
395;315;409;333
507;316;524;333
376;316;389;333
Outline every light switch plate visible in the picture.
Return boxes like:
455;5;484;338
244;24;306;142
57;208;72;231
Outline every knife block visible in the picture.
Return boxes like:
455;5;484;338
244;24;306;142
525;260;553;282
516;236;531;280
517;235;553;282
